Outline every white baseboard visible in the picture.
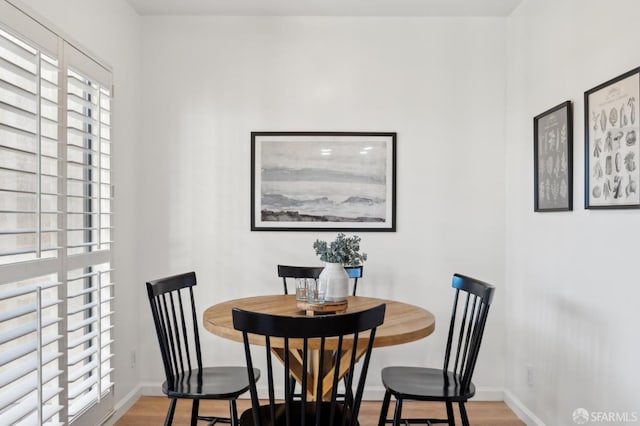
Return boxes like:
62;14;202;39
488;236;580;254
101;384;142;426
503;390;546;426
472;387;505;402
140;381;166;397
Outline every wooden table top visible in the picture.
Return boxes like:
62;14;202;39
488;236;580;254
203;294;435;348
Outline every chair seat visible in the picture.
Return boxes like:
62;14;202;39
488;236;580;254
239;402;356;426
162;366;258;400
381;366;476;402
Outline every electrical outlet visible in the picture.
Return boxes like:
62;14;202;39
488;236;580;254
527;364;534;386
130;350;136;369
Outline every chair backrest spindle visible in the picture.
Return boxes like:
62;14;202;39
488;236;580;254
148;292;173;384
161;294;180;381
188;286;203;372
452;292;473;375
168;293;186;376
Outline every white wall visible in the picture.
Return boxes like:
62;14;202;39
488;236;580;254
19;0;143;409
138;16;507;397
505;0;640;424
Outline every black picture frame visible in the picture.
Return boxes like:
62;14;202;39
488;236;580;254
251;131;396;232
585;67;640;209
533;101;573;212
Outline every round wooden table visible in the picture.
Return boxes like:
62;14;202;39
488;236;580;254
203;295;434;401
203;294;435;347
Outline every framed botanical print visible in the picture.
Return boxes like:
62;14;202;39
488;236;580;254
585;67;640;209
534;101;573;212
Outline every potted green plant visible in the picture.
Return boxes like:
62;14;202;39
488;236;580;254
313;233;367;302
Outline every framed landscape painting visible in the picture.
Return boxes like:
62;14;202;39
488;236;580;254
585;67;640;209
533;101;573;212
251;131;396;231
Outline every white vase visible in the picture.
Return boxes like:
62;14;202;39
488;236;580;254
319;262;349;302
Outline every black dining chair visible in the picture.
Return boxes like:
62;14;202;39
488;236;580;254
277;264;364;296
146;272;259;426
378;273;495;426
232;303;386;426
276;264;366;400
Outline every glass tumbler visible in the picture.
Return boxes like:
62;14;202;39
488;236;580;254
307;278;324;303
316;277;326;303
295;278;307;301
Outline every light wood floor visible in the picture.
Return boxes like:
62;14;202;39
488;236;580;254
116;396;525;425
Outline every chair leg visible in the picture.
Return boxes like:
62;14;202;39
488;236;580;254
459;402;469;426
378;390;392;426
445;401;455;426
393;398;403;426
164;398;177;426
191;399;200;426
229;399;239;426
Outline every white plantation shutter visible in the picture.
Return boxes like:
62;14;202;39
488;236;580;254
64;46;114;422
0;274;64;426
0;20;65;426
66;266;114;419
0;27;60;264
66;62;112;255
0;2;114;424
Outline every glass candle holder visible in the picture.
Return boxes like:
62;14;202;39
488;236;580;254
295;278;307;301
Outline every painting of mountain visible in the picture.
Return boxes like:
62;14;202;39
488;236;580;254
251;132;396;231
